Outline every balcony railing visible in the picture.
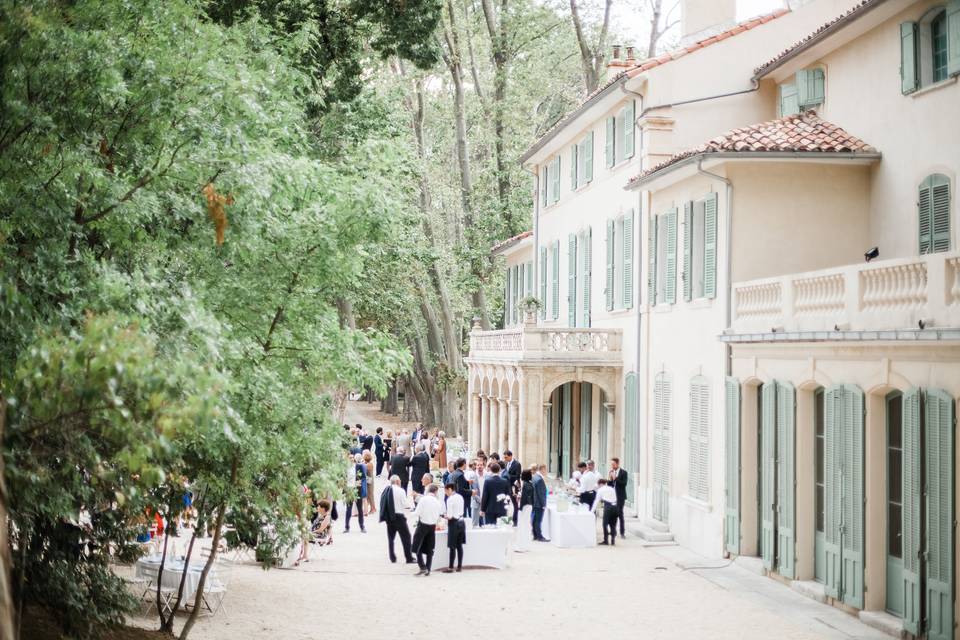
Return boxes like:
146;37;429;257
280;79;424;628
730;251;960;334
467;324;622;363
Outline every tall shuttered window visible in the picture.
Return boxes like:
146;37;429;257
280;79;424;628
682;193;717;301
570;132;594;190
902;5;960;94
918;174;951;254
654;209;677;305
688;376;710;501
605;100;636;168
779;67;824;116
933;10;948;81
604;211;634;311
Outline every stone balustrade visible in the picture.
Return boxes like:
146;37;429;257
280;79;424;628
731;251;960;334
468;323;622;363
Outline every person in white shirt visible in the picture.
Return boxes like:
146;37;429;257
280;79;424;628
411;484;441;576
442;483;466;572
591;478;620;546
578;461;600;508
567;470;582;493
379;475;414;564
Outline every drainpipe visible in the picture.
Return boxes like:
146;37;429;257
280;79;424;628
696;158;734;376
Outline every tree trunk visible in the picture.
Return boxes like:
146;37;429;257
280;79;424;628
481;0;512;231
570;0;612;95
0;398;15;640
178;458;237;640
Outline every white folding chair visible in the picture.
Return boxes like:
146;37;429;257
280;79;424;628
139;565;176;616
187;555;233;616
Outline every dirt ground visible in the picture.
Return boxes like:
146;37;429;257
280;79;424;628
125;402;877;640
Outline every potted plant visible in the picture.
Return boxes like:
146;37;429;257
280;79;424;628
518;296;541;323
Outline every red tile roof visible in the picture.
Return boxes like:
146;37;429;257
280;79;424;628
491;230;533;253
523;8;791;161
627;110;877;186
753;0;887;79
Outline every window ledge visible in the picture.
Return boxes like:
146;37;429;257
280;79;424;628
910;75;957;98
686;298;715;310
609;157;637;173
680;494;713;512
606;307;635;316
653;304;673;313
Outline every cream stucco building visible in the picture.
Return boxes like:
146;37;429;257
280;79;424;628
468;0;959;635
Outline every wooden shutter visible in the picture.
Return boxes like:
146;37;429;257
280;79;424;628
919;177;933;254
901;388;922;635
504;266;512;327
540;166;548;207
924;389;955;640
683;201;693;302
653;373;672;523
550;157;560;204
948;0;960;77
931;175;951;253
648;215;657;306
688;377;710;501
623;209;634;309
551;240;560;319
624;372;638;504
615;109;626;165
605;219;615;311
776;382;796;579
823;386;843;599
585;131;594;182
704;191;718;299
568;233;577;327
840;384;865;609
724;378;741;554
760;383;776;570
797;68;825;107
624;100;635;159
570;144;578;190
561;384;572;479
580;383;592;463
665;208;678;304
605;117;615;167
512;265;520;324
901;22;918;94
539;247;547;319
525;260;533;298
582;227;592;327
779;83;800;117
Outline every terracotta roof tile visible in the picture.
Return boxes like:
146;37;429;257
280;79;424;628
753;0;885;78
491;230;533;253
526;8;790;158
627;111;877;186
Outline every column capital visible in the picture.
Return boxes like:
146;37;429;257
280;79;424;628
603;402;616;410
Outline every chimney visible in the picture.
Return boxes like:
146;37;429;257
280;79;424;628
625;46;636;63
680;0;737;46
605;43;632;80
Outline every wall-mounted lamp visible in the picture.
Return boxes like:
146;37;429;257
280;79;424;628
864;247;879;262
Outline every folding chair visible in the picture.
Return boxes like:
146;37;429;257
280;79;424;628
139;565;176;616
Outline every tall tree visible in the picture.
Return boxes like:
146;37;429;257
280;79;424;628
570;0;613;94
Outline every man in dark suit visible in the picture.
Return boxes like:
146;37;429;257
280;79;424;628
374;427;385;476
502;451;522;525
609;458;628;537
411;425;425;447
480;462;511;526
359;425;374;452
389;448;411;492
450;458;472;518
379;476;414;563
532;464;549;541
409;444;431;495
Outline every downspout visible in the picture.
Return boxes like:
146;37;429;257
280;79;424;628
696;158;734;376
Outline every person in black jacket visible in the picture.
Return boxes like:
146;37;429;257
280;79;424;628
480;462;511;526
450;458;472;518
379;475;414;563
374;427;386;476
389;448;411;492
409;444;431;495
502;450;522;525
609;458;628;537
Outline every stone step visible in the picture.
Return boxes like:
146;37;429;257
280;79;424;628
626;521;676;544
733;555;765;575
858;611;904;638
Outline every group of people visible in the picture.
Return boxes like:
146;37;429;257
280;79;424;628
565;459;629;545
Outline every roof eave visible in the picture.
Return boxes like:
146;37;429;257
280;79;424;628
625;150;882;191
492;234;534;257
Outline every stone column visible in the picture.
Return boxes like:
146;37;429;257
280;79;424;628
604;402;616;464
488;395;499;454
480;395;491;453
508;400;519;454
497;398;508;453
469;392;482;454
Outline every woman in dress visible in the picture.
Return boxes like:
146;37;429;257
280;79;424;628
383;430;394;469
515;469;535;552
434;431;447;469
311;499;333;546
362;450;377;515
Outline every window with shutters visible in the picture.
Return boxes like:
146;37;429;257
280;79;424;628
571;132;594;190
605;100;636;169
905;5;960;92
933;10;948;81
654;210;676;305
918;173;951;254
614;216;624;306
887;392;904;560
779;67;824;116
683;193;718;302
688;376;710;501
577;228;592;327
605;212;634;311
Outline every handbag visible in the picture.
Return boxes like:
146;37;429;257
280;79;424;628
331;501;339;521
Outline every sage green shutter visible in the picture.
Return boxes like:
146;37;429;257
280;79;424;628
561;384;572;479
683;202;693;302
550;157;561;204
539;247;547;319
840;384;865;609
724;378;741;554
582;228;592;326
704;192;718;299
615;109;626;165
584;132;594;182
623;209;634;309
653;373;671;523
551;240;560;320
761;383;777;570
919;175;950;254
624;373;638;503
605;219;615;311
525;260;533;298
925;389;955;640
797;68;825;107
504;267;511;326
948;0;960;77
648;216;657;306
823;386;843;599
665;208;678;304
776;382;796;579
901;22;919;94
605;117;615;167
570;144;578;190
624;100;635;159
902;388;922;635
580;383;592;462
779;83;799;116
688;377;709;501
568;233;577;327
512;264;520;324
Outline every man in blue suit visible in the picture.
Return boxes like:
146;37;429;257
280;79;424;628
479;462;510;526
531;464;549;542
374;427;385;476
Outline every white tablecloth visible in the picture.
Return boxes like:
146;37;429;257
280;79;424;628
434;525;513;569
541;504;596;548
136;556;216;602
